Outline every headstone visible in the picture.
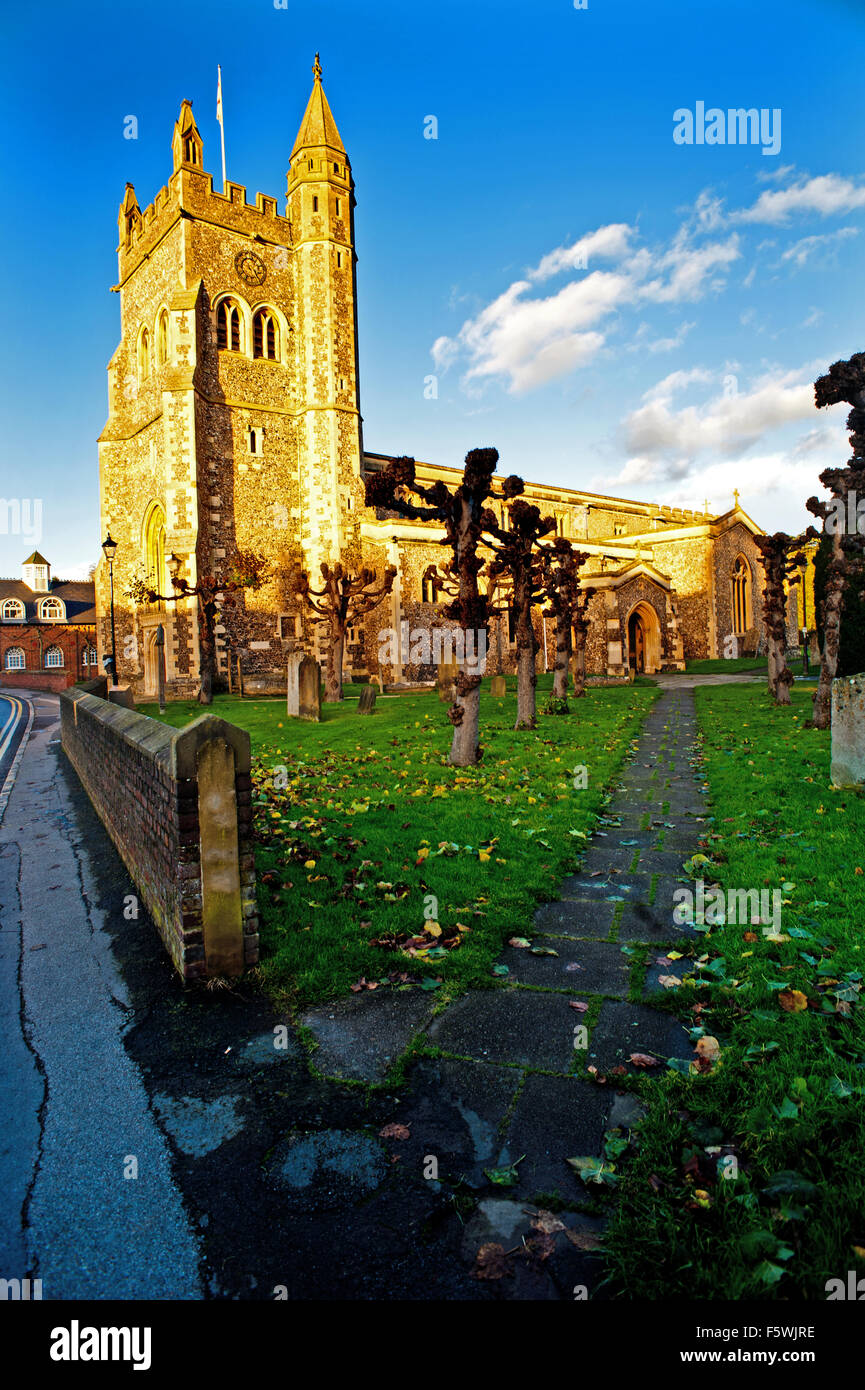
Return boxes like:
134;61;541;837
286;651;304;717
358;685;377;715
490;674;506;698
298;655;322;722
438;660;458;703
831;672;865;788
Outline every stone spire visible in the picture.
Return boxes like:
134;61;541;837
291;53;346;157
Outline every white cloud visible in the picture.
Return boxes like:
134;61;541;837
735;174;865;224
780;226;858;268
622;366;820;461
433;220;740;394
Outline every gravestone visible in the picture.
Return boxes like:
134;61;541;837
298;656;322;722
438;660;458;703
490;674;506;698
286;651;304;717
831;673;865;788
358;685;377;715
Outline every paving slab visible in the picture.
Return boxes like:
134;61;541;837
301;988;436;1081
532;897;616;939
392;1057;520;1186
427;989;576;1071
497;1074;611;1203
501;938;630;995
587;1001;693;1072
617;900;699;942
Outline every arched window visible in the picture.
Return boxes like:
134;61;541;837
156;309;169;367
137;327;150;382
4;647;25;670
184;137;199;166
217;299;242;352
83;647;98;666
2;599;24;621
252;308;278;360
39;597;65;621
731;555;752;635
44;646;64;668
143;502;167;605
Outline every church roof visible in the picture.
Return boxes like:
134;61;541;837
291;54;346;157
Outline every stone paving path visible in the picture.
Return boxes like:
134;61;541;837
299;686;711;1296
13;684;716;1301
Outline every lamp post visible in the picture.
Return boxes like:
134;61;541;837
101;533;118;687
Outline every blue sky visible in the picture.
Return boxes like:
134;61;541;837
1;0;864;577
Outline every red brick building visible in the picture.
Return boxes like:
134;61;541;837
0;552;98;692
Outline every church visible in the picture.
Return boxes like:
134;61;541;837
96;58;779;701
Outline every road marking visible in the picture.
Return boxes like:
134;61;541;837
0;697;34;826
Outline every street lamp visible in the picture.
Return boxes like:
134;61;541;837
101;533;118;687
800;561;810;677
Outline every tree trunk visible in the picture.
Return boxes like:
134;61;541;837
449;673;482;766
552;614;570;698
766;638;778;697
573;643;587;698
325;624;345;703
515;608;537;730
812;528;845;729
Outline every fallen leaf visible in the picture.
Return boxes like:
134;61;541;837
778;989;808;1013
564;1229;603;1251
472;1243;510;1280
379;1123;410;1140
629;1053;661;1068
695;1035;721;1064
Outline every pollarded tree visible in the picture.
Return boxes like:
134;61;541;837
365;447;500;766
485;491;557;729
809;352;865;728
753;532;813;706
538;539;591;703
129;549;269;705
286;561;396;703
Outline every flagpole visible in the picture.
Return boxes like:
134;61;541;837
216;65;227;189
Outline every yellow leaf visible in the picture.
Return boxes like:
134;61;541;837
424;921;442;937
778;988;808;1013
304;860;316;870
478;851;491;863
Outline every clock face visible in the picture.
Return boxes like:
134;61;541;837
234;250;267;287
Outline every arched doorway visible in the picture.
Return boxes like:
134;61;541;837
626;602;663;674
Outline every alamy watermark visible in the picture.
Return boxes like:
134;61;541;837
825;490;865;536
0;498;42;545
378;622;487;672
673;103;781;156
673;879;782;933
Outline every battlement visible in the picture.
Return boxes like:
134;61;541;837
117;167;293;279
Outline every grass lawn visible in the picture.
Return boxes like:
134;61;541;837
604;683;865;1300
139;674;658;1007
684;656;767;675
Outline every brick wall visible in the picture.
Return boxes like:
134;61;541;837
59;688;258;981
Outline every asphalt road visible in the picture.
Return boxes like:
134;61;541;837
0;694;29;806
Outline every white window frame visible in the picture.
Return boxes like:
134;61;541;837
39;598;65;621
44;646;64;668
2;599;24;621
4;647;25;670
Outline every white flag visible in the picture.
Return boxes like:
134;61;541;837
216;65;224;125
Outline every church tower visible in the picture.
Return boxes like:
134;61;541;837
98;59;364;698
286;54;364;579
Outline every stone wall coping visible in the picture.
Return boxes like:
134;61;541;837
59;689;251;779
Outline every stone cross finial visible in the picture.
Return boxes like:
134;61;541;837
733;488;740;508
313;53;322;80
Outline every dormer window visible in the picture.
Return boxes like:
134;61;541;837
39;598;65;621
1;599;24;621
